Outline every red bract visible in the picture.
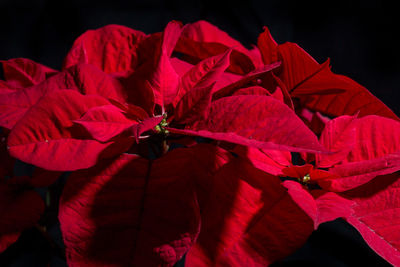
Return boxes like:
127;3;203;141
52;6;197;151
1;19;400;267
59;144;231;266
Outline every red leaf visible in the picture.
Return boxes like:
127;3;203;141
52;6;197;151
310;190;354;228
277;42;320;91
291;62;399;120
176;21;258;74
7;90;130;171
317;115;357;168
130;116;164;143
63;24;147;73
59;144;229;266
319;153;400;192
343;173;400;266
257;26;278;65
185;159;314;266
0;63;125;129
174;83;214;125
74;105;138;142
175;49;232;106
170;95;325;153
231;86;271;97
1;58;57;88
212;62;281;100
123;22;181;109
0;182;45;253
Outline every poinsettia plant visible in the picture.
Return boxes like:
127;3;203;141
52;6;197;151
1;20;400;266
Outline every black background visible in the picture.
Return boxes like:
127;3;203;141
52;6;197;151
0;0;398;266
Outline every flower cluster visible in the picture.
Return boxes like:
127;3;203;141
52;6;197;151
1;20;400;266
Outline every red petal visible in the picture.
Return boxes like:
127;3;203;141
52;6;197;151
59;144;229;266
74;105;138;142
0;182;45;252
186;159;314;266
212;62;281;100
130;116;163;143
170;95;325;153
277;42;320;91
231;86;271;96
232;146;290;176
7;90;130;171
319;153;400;192
174;83;214;125
175;49;232;106
1;58;57;88
176;21;258;74
343;173;400;266
317;115;357;168
63;25;147;73
310;190;354;228
291;62;399;120
257;26;278;65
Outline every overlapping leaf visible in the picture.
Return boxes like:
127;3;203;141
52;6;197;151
1;58;57;89
169;95;325;153
343;173;400;266
63;24;147;74
7;90;131;171
59;144;231;267
185;159;315;266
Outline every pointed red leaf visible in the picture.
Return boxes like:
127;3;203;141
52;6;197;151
185;159;314;266
319;153;400;192
343;173;400;266
317;115;357;168
1;58;57;88
233;146;290;176
176;21;258;74
63;24;147;73
174;49;231;106
59;144;229;266
74;105;138;142
170;95;325;153
310;190;354;228
212;62;281;100
277;42;321;91
130;116;164;143
174;83;214;124
0;182;45;253
257;26;278;65
291;62;399;120
7;90;131;171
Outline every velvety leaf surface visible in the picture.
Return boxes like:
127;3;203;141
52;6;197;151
310;190;354;228
277;42;320;92
0;63;125;129
343;173;400;266
316;115;400;191
63;24;147;73
171;95;325;153
291;64;399;120
185;159;314;266
74;105;138;142
175;49;231;106
1;58;57;88
257;27;278;65
319;153;400;192
0;181;45;253
176;21;258;74
232;146;290;176
317;115;357;168
59;145;230;267
174;83;214;125
212;62;281;100
7;90;125;171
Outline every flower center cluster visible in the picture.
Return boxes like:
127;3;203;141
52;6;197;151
154;113;169;135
